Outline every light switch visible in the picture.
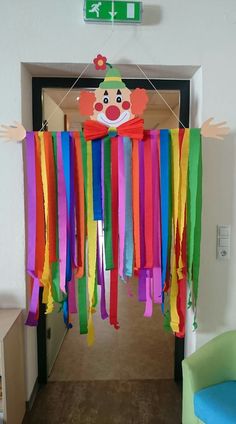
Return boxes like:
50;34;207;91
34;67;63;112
217;225;231;260
219;238;229;247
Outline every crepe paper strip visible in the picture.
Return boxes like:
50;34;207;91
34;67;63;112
39;132;54;314
160;129;170;295
110;136;119;329
97;227;108;319
123;137;134;277
176;221;187;338
138;269;146;302
44;132;57;263
177;129;189;280
138;140;146;301
78;274;88;334
62;294;72;328
69;134;77;268
25;132;37;276
144;270;153;317
50;132;62;303
87;141;98;346
192;131;202;320
25;132;39;325
92;274;98;309
61;132;72;284
164;136;173;296
34;132;45;279
68;274;78;314
143;131;153;268
76;132;88;334
92;139;103;220
187;129;201;303
132;139;141;270
56;132;67;294
118;136;125;279
25;277;40;326
103;136;114;270
74;132;85;278
169;129;180;333
151;131;162;303
101;139;105;226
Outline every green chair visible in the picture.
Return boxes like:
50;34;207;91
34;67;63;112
182;330;236;424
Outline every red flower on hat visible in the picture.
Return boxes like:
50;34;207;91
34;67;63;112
93;54;107;70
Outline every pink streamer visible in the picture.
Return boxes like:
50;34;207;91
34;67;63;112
118;136;126;279
57;132;67;294
68;274;77;313
151;131;162;303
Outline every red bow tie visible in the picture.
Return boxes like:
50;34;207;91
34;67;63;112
83;117;144;141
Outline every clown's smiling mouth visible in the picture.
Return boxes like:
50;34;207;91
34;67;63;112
97;111;130;127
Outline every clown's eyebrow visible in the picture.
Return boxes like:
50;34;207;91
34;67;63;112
104;90;108;96
117;89;122;95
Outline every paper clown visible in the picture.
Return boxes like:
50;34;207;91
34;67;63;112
0;55;230;344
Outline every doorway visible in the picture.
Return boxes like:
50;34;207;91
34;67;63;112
33;76;190;385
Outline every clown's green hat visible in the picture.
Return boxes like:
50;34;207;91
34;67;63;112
99;67;126;89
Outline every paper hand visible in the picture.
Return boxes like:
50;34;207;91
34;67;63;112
0;122;26;142
201;118;230;140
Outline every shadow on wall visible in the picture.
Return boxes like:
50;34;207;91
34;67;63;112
0;293;21;309
197;131;236;334
142;5;162;26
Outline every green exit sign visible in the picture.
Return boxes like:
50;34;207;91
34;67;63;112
84;1;142;23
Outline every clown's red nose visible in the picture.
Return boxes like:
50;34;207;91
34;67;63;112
105;105;120;121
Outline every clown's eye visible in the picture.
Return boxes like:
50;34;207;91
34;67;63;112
103;96;109;104
116;95;122;103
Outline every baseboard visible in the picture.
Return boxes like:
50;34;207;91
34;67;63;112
26;379;39;411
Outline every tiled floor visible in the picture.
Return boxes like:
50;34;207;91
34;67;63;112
49;277;174;381
25;278;179;423
24;380;182;424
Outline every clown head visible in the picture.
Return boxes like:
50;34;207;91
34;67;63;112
79;57;148;127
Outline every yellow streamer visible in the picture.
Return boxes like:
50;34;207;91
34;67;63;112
87;141;97;346
39;132;53;314
177;129;190;279
170;129;180;333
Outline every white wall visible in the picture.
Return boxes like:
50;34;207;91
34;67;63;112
0;0;236;399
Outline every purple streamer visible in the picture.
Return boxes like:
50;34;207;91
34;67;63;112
25;132;39;326
69;133;77;268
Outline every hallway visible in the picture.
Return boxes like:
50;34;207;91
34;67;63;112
23;380;181;424
24;279;180;423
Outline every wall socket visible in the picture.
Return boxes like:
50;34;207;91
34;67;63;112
217;225;230;260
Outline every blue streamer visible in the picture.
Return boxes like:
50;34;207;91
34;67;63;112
92;139;103;220
160;129;170;308
123;137;133;277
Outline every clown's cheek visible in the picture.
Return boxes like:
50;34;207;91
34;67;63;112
122;101;131;111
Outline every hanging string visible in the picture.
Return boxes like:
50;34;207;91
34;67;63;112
40;63;90;131
135;64;186;129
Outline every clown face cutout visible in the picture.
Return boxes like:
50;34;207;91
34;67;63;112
79;67;148;128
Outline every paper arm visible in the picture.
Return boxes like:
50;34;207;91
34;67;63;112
0;122;26;142
201;118;230;140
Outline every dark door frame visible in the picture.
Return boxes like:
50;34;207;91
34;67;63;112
32;76;190;385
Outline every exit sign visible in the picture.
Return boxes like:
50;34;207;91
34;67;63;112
84;1;142;23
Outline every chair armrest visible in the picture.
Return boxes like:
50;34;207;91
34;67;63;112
182;330;236;424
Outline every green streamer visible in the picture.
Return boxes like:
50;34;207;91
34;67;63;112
51;132;61;303
77;132;88;334
192;137;202;306
78;273;88;334
92;273;98;308
103;136;114;269
187;129;202;310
